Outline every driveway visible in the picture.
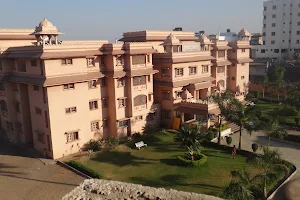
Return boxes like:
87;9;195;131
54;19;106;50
223;130;300;200
0;142;85;200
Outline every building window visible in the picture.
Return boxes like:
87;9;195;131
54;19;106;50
37;131;45;143
133;76;146;86
16;102;20;113
162;110;170;119
264;15;266;19
297;40;300;44
297;31;300;35
147;55;151;63
271;41;275;44
263;24;266;28
161;68;169;77
66;131;79;143
91;121;100;131
6;121;13;132
65;107;77;114
175;68;184;77
272;5;276;10
162;91;170;100
272;14;276;18
31;60;37;67
118;99;126;108
264;6;266;11
189;66;197;75
272;23;276;27
45;111;49;128
134;95;147;107
241;76;245;79
271;32;276;36
175;91;182;99
0;100;8;112
100;56;105;65
101;78;107;87
33;85;39;91
87;58;95;66
135;115;143;121
17;60;26;72
16;122;23;134
119;120;128;127
61;59;73;65
88;80;97;89
218;50;225;58
232;77;236;81
132;55;146;65
102;98;108;108
117;78;125;87
261;49;266;53
89;101;98;110
242;49;246;53
35;107;42;115
202;65;209;73
274;49;279;53
262;32;266;36
63;83;75;90
148;94;152;101
148;75;151;82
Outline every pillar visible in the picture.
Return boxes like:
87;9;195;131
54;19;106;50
55;35;58;45
181;112;184;124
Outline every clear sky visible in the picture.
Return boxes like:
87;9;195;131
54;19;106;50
0;0;264;42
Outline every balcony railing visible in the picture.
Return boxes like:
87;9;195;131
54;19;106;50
133;85;147;91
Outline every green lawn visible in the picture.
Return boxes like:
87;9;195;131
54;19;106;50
73;132;262;197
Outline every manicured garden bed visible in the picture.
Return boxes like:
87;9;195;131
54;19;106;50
66;131;294;197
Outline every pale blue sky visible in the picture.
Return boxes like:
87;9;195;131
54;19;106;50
0;0;264;41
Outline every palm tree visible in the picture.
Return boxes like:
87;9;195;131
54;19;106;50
249;147;289;198
223;169;264;200
174;125;206;147
263;119;287;146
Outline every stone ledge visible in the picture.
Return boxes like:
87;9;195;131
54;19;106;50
63;179;223;200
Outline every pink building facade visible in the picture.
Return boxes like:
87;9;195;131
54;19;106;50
0;19;252;159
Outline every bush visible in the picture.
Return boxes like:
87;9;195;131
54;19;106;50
252;143;259;153
255;109;262;119
226;137;232;145
107;136;119;147
132;132;142;139
65;160;101;178
206;131;215;142
295;118;300;125
177;153;207;167
83;140;101;151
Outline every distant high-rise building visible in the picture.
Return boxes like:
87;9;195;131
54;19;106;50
253;0;300;61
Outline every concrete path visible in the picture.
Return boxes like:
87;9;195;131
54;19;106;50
0;142;85;200
223;130;300;200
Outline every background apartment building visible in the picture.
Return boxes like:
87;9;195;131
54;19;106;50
0;19;252;159
253;0;300;61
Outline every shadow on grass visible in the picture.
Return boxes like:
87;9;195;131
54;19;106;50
90;151;154;167
160;157;180;166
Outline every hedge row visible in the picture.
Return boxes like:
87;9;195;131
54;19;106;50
65;160;101;178
177;153;207;167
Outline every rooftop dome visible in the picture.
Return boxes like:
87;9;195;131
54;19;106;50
238;28;251;37
162;33;182;46
33;18;63;36
198;33;211;43
38;18;54;28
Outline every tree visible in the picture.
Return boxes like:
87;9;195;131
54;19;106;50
175;125;207;147
223;169;264;200
267;66;285;101
212;90;234;145
263;120;287;146
249;147;289;198
187;140;203;161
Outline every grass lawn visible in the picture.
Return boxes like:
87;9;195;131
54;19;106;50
72;132;263;197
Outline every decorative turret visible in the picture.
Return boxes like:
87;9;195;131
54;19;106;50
198;33;212;51
32;18;64;46
162;34;182;53
238;28;251;41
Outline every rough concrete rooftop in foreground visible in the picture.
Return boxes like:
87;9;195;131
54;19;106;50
63;179;223;200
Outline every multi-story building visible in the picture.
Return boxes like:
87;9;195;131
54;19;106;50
253;0;300;61
0;19;252;159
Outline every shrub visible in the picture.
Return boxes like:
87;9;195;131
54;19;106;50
65;160;101;178
295;118;300;126
177;153;207;167
206;131;215;142
252;143;259;153
132;132;142;139
107;136;119;147
255;109;262;119
142;125;155;134
226;137;232;145
83;140;101;152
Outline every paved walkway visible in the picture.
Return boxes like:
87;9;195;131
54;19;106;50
223;130;300;200
0;142;85;200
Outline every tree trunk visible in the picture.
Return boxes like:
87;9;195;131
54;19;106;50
268;135;271;147
218;118;222;145
277;91;280;101
262;88;265;98
264;177;267;198
238;126;242;149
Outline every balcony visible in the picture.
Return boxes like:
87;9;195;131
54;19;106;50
176;98;219;112
133;84;147;91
